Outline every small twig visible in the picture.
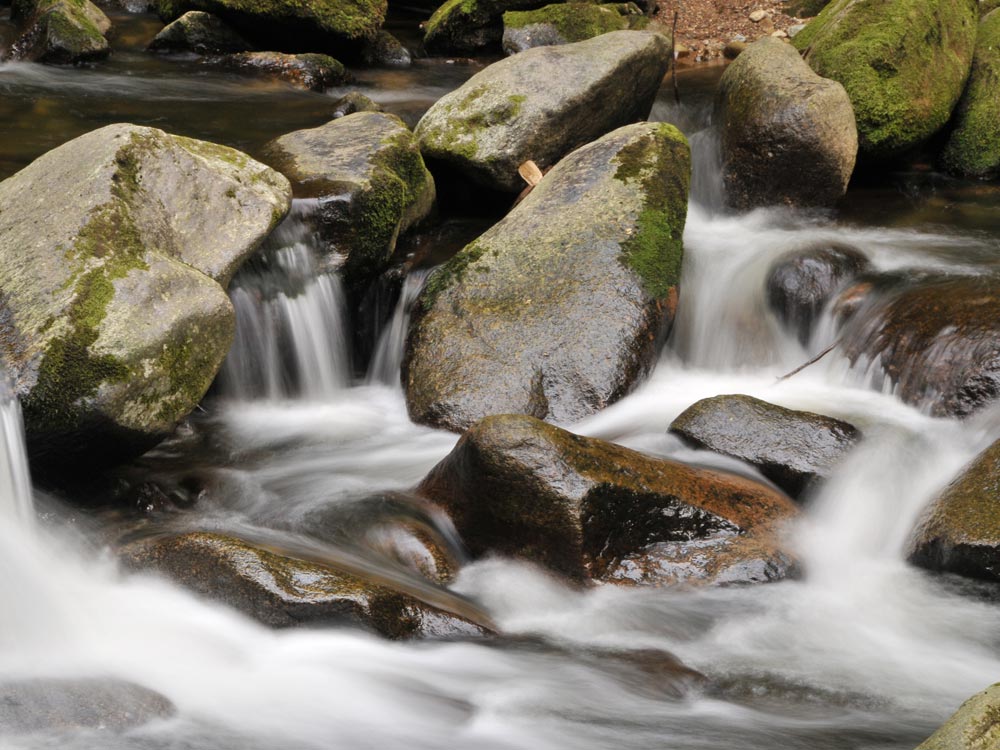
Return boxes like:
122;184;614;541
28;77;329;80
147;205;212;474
776;339;840;382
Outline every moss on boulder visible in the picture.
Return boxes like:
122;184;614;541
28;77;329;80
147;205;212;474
501;3;644;55
423;0;546;55
794;0;978;160
404;122;689;431
915;682;1000;749
148;10;253;54
941;9;1000;179
9;0;111;64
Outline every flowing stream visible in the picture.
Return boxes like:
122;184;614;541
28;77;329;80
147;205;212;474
3;13;1000;750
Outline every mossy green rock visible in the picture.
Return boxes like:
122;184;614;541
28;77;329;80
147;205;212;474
216;51;348;91
794;0;978;160
982;0;1000;17
264;112;435;289
941;9;1000;179
908;439;1000;581
417;414;799;585
9;0;110;64
501;3;643;55
423;0;546;55
716;37;857;209
915;682;1000;749
404;122;689;431
0;124;291;468
148;10;252;54
670;394;861;499
415;30;671;193
121;532;492;638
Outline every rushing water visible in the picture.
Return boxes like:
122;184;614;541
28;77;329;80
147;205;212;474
3;20;1000;750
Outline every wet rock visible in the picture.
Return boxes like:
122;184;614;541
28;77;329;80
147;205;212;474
915;681;1000;749
837;275;1000;418
331;91;383;118
765;242;870;344
715;37;857;209
423;0;546;55
264;112;435;289
215;51;348;91
794;0;978;161
361;29;411;66
121;532;492;638
415;30;671;193
669;394;861;499
148;10;252;54
0;123;291;470
941;9;1000;179
0;678;175;734
417;414;799;586
501;3;644;55
908;439;1000;581
404;122;689;431
9;0;111;63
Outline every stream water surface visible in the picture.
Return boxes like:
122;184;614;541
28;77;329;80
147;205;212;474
2;14;1000;750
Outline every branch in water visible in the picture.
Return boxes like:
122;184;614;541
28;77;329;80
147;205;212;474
776;340;840;382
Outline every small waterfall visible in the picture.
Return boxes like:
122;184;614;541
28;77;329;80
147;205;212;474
367;269;430;387
219;206;351;401
0;380;33;527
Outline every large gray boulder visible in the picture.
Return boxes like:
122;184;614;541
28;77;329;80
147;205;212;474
404;121;689;431
264;112;435;289
0;124;291;468
417;415;800;586
501;3;644;55
715;37;857;209
794;0;978;160
9;0;111;63
415;30;672;193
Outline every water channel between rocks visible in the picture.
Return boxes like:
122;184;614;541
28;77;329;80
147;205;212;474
3;12;1000;750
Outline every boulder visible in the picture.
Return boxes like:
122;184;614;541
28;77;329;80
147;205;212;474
908;439;1000;581
404;122;689;431
669;394;861;499
361;29;411;66
414;30;671;193
793;0;978;160
423;0;545;55
9;0;111;63
941;9;1000;179
501;3;644;55
121;532;492;638
264;112;435;289
215;51;348;91
915;682;1000;749
765;242;870;344
715;37;857;209
148;10;252;54
331;91;383;118
154;0;386;55
0;124;291;469
837;275;1000;418
417;415;799;585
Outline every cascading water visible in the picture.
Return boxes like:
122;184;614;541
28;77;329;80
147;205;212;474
367;269;431;387
0;380;33;528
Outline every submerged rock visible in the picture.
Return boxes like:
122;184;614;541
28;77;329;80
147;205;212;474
415;30;671;193
715;37;857;209
915;681;1000;749
793;0;978;160
909;439;1000;581
670;394;861;499
423;0;545;55
148;10;252;54
215;51;348;91
264;112;435;289
404;122;689;431
0;123;291;469
765;242;870;344
9;0;111;64
121;532;492;638
501;3;643;55
941;9;1000;179
417;415;799;585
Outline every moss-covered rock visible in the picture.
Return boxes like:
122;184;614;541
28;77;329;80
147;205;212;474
423;0;545;55
670;394;861;499
0;124;291;470
941;9;1000;179
415;30;671;193
501;3;644;55
331;90;383;118
908;439;1000;581
417;414;799;585
264;112;435;290
404;122;688;431
9;0;110;64
794;0;978;160
121;532;492;638
148;10;252;54
361;29;411;66
915;682;1000;749
214;51;348;91
982;0;1000;17
715;37;857;209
